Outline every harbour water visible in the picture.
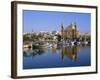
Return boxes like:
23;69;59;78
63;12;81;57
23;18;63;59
23;44;91;69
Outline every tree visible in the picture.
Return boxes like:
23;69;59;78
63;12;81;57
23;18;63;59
57;34;61;42
23;34;31;42
31;34;38;41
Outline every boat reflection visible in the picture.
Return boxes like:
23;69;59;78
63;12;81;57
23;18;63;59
23;47;45;57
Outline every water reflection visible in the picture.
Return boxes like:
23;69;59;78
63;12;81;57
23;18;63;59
23;45;81;62
23;44;90;69
23;47;45;57
60;46;78;62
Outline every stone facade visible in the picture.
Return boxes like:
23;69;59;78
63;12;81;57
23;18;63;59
61;22;79;41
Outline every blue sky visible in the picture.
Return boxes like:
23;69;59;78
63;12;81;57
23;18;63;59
23;10;91;33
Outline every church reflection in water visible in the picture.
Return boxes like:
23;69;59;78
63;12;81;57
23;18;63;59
59;46;79;62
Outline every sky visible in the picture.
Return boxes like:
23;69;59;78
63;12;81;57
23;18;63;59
23;10;91;33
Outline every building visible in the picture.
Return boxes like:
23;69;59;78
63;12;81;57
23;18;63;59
61;22;80;41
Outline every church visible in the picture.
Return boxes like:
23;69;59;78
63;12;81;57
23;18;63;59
61;22;80;41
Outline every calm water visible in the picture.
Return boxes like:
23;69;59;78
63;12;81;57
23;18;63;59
23;45;91;69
